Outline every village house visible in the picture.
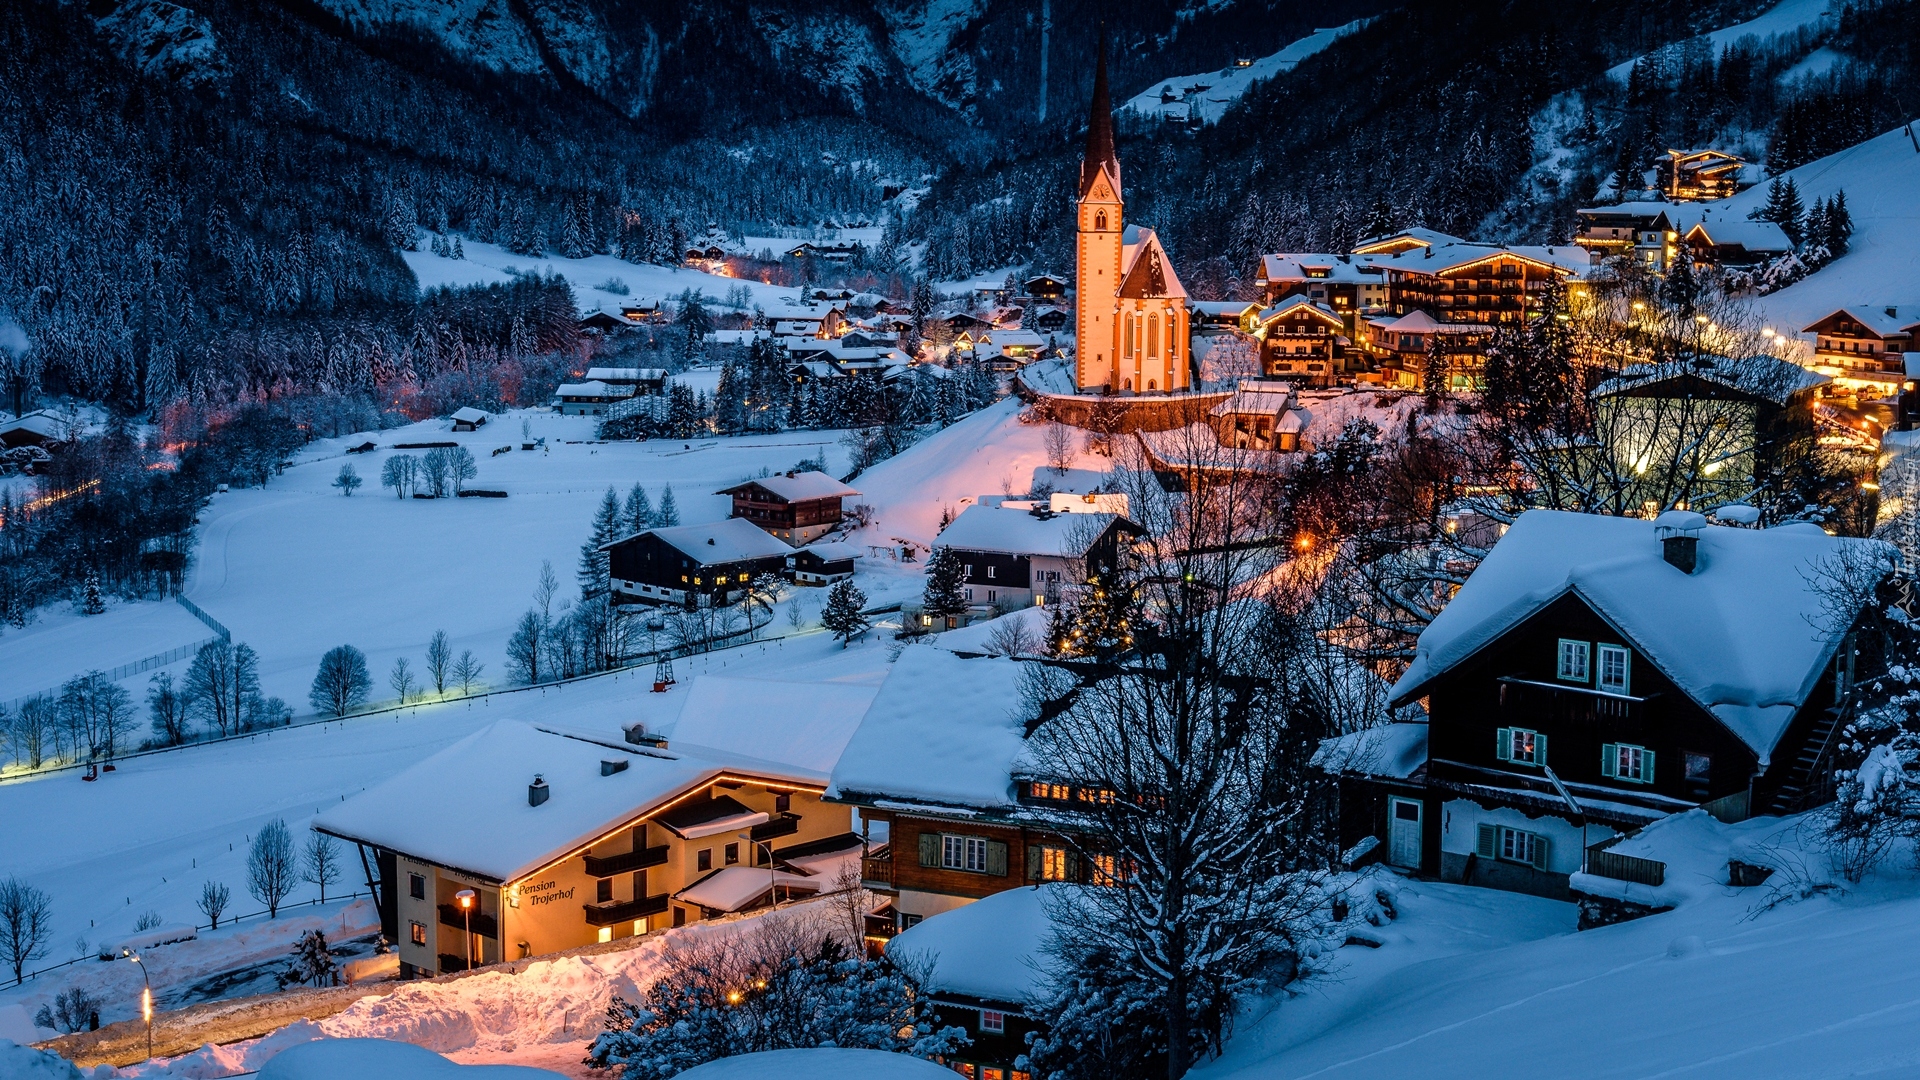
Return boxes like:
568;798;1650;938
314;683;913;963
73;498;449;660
1209;380;1308;451
553;380;635;416
785;539;862;585
829;648;1098;942
1572;202;1786;272
315;716;864;976
584;367;668;395
1023;274;1068;302
1363;310;1494;391
1075;45;1193;395
1255;252;1393;327
1321;509;1884;902
449;407;489;431
579;311;642;334
931;503;1141;616
1658;148;1754;202
1254;296;1348;383
1189;300;1263;335
1370;240;1588;326
887;885;1057;1080
717;470;860;547
0;411;65;450
602;518;795;607
1800;307;1920;395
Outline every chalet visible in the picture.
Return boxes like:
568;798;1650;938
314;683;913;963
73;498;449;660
315;700;867;975
1189;300;1263;334
0;412;64;450
1800;307;1920;393
1325;509;1886;901
1658;149;1753;202
1028;306;1070;334
1374;243;1588;326
1572;202;1682;265
786;242;859;262
1023;274;1068;301
1681;217;1789;270
717;470;860;547
450;407;489;431
579;311;641;334
942;312;993;337
829;649;1097;938
584;367;667;395
887;885;1059;1079
602;518;794;607
684;244;727;263
1210;380;1308;452
1351;227;1468;257
786;539;861;585
933;504;1140;613
1574;201;1785;271
773;307;848;339
980;329;1047;362
1254;297;1347;383
553;381;635;416
1255;253;1393;322
619;301;666;324
1363;310;1494;390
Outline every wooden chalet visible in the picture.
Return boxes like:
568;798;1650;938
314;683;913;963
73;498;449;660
0;412;64;450
579;310;641;334
1376;244;1588;327
717;470;860;547
1801;307;1920;394
1028;306;1070;333
602;518;795;607
1659;149;1752;202
1324;509;1885;901
554;380;635;416
785;540;861;585
584;367;667;395
1363;310;1493;391
1255;253;1394;323
1255;297;1347;383
450;407;489;431
1023;274;1068;301
932;504;1141;616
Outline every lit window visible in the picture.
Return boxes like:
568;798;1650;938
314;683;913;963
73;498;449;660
981;1010;1006;1033
1037;846;1071;882
409;921;426;946
597;926;613;944
1604;743;1654;784
1498;727;1544;766
1557;640;1590;682
1598;645;1631;695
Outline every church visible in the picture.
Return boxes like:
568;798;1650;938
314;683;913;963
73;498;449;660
1075;46;1192;395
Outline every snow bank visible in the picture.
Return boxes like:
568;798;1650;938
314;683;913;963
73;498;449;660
1570;808;1821;909
0;1040;82;1079
674;1048;955;1080
256;1037;565;1079
887;884;1058;1004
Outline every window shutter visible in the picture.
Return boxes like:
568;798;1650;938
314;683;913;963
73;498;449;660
1642;749;1656;784
1476;824;1497;858
1067;850;1082;882
1495;728;1512;762
918;832;940;868
1532;835;1552;871
986;840;1009;877
1535;733;1549;767
1601;743;1618;779
1026;845;1042;881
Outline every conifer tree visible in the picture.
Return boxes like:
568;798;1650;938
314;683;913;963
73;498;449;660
624;483;654;534
657;484;680;527
821;579;870;647
1045;561;1142;660
82;572;105;615
1421;334;1449;412
580;487;623;599
921;546;969;624
1826;189;1853;257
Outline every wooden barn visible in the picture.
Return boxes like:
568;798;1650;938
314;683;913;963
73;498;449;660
717;470;860;547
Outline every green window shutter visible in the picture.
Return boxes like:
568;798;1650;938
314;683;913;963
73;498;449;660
918;832;940;868
1067;850;1082;882
1026;845;1042;881
1495;728;1512;762
986;840;1009;877
1601;743;1618;779
1535;733;1549;767
1476;824;1497;858
1641;749;1656;784
1532;835;1552;871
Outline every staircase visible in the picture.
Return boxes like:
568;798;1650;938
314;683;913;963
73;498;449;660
1768;704;1846;814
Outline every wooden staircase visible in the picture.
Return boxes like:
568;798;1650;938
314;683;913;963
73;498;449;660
1768;703;1846;815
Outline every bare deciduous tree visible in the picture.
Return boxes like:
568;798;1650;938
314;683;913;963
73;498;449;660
303;831;342;903
0;876;53;984
197;880;231;929
248;819;298;918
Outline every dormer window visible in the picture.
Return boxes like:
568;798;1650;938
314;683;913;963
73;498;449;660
1557;639;1590;682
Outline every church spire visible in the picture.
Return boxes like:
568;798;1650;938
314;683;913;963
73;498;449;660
1080;32;1119;199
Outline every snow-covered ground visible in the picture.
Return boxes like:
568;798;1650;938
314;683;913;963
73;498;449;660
1604;0;1840;81
183;410;853;708
400;238;819;318
0;599;213;710
1120;20;1367;125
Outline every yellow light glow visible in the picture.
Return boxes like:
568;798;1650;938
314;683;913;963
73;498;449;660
142;988;152;1023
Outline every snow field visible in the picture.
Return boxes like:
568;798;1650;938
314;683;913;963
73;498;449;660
0;600;213;709
400;238;820;318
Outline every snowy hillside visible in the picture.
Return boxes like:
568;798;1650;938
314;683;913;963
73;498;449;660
1726;121;1920;335
1121;20;1366;125
1604;0;1840;81
401;239;817;318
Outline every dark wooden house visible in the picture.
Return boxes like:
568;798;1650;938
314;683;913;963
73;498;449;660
1325;509;1884;900
603;519;795;607
785;540;861;585
933;505;1141;614
716;470;860;547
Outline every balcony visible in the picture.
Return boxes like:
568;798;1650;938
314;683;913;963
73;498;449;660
582;843;669;878
438;903;498;940
861;848;894;889
1496;676;1648;726
583;893;671;927
750;813;801;843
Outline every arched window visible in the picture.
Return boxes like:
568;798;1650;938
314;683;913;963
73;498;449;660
1123;378;1132;391
1122;315;1133;358
1147;314;1160;360
1094;211;1107;231
1148;379;1157;391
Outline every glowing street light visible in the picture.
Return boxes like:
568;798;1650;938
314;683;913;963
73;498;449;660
739;832;779;910
455;889;476;972
121;948;153;1062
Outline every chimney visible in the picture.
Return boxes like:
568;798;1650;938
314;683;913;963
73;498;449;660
600;758;629;776
528;775;549;807
1653;509;1708;574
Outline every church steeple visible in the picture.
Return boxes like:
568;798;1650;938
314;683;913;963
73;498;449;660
1079;34;1120;199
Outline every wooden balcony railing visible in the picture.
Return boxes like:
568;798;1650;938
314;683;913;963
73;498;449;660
750;813;801;843
583;893;670;927
438;904;498;940
1585;844;1665;887
861;851;894;888
583;843;669;878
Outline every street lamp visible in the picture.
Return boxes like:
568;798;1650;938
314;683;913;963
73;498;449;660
738;833;779;910
455;889;476;971
120;948;152;1062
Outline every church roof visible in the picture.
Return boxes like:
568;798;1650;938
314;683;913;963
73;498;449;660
1117;228;1187;300
1079;37;1121;200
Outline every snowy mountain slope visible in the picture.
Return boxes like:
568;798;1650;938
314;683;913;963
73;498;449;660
1604;0;1840;81
315;0;546;75
400;238;819;317
876;0;991;113
1721;121;1920;335
1121;19;1366;125
1199;813;1920;1080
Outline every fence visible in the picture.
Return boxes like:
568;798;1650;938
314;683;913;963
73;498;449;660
175;596;232;641
13;891;372;985
1584;842;1666;887
2;635;222;715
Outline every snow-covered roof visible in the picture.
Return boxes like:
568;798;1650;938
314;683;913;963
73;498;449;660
1802;306;1918;337
986;329;1046;348
935;504;1127;558
677;867;819;912
1594;354;1828;404
449;407;488;423
1575;200;1685;219
606;518;795;564
1389;510;1888;759
314;720;719;883
1685;216;1791;253
1312;723;1429;779
555;381;621;398
828;648;1029;812
795;540;863;563
657;795;769;840
1258;296;1345;326
1118;226;1188;300
718;470;859;502
0;412;65;439
664;675;878;783
888;883;1064;1005
1192;300;1262;316
1259;252;1393;283
1038;467;1116;495
583;367;665;382
1211;381;1296;418
1353;227;1467;253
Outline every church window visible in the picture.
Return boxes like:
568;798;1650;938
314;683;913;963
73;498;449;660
1169;316;1179;358
1147;314;1160;360
1095;211;1107;231
1123;317;1133;357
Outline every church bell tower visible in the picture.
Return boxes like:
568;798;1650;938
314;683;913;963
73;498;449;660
1075;39;1123;392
